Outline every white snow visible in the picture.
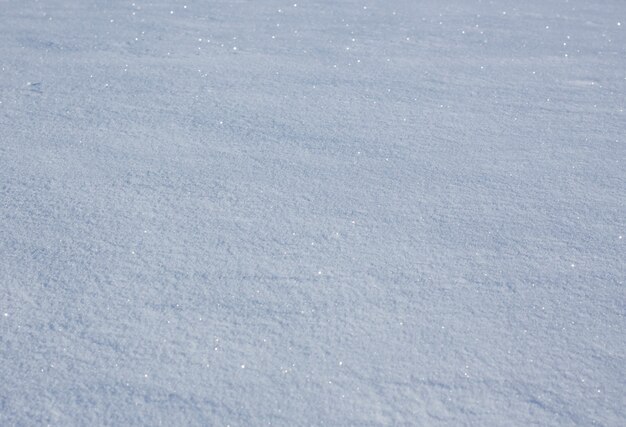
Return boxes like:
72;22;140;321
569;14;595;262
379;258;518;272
1;0;625;425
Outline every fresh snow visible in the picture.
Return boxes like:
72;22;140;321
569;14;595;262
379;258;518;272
1;0;625;425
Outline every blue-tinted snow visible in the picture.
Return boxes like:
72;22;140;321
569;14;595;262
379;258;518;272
1;0;625;425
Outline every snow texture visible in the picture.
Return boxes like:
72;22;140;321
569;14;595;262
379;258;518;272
1;0;625;425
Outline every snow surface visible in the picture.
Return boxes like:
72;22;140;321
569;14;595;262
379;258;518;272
1;0;625;425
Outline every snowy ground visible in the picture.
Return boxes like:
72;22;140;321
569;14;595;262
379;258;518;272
1;0;625;425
